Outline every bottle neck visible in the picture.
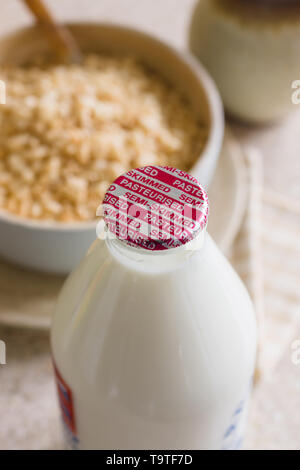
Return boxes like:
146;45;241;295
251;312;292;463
105;230;207;274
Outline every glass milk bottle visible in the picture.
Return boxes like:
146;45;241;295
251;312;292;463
51;166;257;450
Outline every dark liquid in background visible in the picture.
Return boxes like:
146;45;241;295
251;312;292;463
215;0;300;24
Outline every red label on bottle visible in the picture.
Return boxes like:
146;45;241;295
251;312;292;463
53;363;77;437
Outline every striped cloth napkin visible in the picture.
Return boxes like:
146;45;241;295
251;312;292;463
230;146;300;448
231;147;300;379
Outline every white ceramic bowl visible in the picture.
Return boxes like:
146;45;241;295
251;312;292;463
0;23;224;274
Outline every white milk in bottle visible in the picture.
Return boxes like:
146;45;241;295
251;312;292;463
51;166;257;450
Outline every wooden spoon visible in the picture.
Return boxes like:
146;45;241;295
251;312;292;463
22;0;82;63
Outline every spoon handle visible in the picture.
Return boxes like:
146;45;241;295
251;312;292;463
22;0;82;63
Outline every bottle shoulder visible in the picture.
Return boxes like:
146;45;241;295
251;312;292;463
52;233;256;364
52;233;256;333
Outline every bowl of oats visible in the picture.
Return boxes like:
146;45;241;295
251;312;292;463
0;23;224;273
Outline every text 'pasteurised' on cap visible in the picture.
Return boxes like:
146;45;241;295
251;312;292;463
102;166;209;251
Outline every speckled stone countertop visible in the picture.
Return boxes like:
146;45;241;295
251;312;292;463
0;327;61;450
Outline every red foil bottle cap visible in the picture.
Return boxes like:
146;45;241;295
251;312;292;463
103;166;209;251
